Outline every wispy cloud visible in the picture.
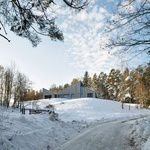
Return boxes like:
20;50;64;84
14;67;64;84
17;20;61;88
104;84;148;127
52;0;148;75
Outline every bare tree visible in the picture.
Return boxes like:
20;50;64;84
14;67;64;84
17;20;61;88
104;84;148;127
13;72;31;108
0;65;4;106
0;0;89;46
3;66;15;108
105;0;150;56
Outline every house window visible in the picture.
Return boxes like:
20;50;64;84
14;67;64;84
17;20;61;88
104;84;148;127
87;93;93;98
45;95;52;99
71;94;75;99
57;94;63;98
63;94;69;99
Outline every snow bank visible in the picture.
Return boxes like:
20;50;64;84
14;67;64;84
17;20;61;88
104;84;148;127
47;98;150;122
24;98;150;122
144;138;150;150
130;116;150;150
0;109;89;150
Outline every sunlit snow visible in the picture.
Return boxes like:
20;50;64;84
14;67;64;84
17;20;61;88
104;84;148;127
1;98;150;150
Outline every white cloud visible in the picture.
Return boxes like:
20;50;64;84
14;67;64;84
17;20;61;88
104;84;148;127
53;1;124;75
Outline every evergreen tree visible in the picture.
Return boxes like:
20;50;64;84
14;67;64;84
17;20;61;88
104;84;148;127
143;63;150;107
50;84;57;93
82;71;91;88
134;66;144;107
135;73;146;107
58;85;63;91
64;83;69;89
92;73;98;90
133;64;150;108
91;73;98;97
119;68;132;103
106;69;122;100
71;78;79;85
96;72;108;98
129;70;137;104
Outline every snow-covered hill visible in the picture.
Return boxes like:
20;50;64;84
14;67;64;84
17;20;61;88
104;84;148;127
1;98;150;150
25;98;150;122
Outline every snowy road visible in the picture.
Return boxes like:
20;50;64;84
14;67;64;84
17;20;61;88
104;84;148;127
55;118;142;150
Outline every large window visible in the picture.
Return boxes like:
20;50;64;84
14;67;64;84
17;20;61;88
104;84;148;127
63;94;70;99
45;95;52;99
87;93;93;98
57;94;63;98
71;94;75;99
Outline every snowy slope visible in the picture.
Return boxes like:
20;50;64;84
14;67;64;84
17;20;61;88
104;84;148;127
1;98;150;150
25;98;150;122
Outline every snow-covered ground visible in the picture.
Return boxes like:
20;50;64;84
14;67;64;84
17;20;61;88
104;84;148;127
1;98;150;150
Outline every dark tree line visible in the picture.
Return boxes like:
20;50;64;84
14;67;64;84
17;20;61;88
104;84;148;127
88;64;150;108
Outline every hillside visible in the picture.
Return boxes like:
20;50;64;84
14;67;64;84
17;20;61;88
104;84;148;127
1;98;150;150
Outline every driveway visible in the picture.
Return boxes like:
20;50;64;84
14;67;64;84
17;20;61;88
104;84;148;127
55;118;142;150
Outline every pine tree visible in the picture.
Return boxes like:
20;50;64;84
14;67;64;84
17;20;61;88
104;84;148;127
64;83;69;89
97;72;108;98
92;73;98;91
82;71;91;88
119;68;132;103
143;63;150;107
106;69;122;100
71;78;79;85
129;70;137;104
133;65;146;107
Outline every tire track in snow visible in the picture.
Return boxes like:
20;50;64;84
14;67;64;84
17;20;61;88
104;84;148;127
55;115;149;150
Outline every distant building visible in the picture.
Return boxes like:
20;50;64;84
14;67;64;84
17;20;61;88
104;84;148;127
43;81;96;99
42;88;56;99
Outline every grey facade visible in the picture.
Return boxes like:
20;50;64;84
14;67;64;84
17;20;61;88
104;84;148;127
43;81;96;99
42;88;56;99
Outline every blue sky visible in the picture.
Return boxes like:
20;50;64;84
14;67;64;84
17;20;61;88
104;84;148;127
0;0;149;90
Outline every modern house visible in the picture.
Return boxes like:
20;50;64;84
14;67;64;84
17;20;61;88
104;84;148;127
42;88;56;99
42;81;96;99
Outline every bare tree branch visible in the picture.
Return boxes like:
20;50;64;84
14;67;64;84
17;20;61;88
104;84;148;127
63;0;89;10
104;0;150;56
0;0;89;46
0;34;10;42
